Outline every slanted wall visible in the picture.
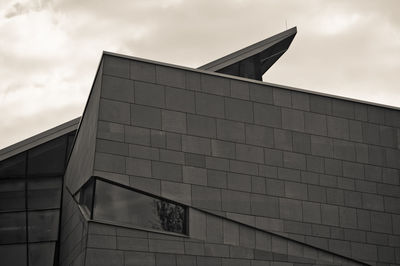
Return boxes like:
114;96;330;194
64;61;103;193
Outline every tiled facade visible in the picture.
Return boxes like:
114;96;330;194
62;53;400;265
1;30;399;265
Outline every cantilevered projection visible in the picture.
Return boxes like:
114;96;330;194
199;27;297;81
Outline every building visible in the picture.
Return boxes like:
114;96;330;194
1;27;399;266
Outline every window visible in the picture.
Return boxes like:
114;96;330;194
0;212;26;244
78;178;94;217
0;179;25;211
78;177;187;234
0;153;26;178
0;244;27;266
28;210;59;242
27;137;66;176
28;242;55;266
27;177;62;210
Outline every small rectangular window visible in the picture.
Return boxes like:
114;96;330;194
78;178;95;217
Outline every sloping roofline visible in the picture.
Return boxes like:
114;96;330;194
198;27;297;75
0;117;80;161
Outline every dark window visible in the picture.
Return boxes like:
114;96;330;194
91;179;186;234
28;210;59;242
0;244;27;266
78;178;94;217
27;137;66;176
0;212;26;244
28;242;55;266
27;177;62;210
0;153;26;178
0;179;25;211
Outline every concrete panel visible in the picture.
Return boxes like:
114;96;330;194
130;60;156;82
217;119;245;143
183;166;207;186
188;114;216;138
134;81;165;108
195;92;225;118
221;189;251;214
235;144;264;164
304;112;327;135
279;198;302;221
101;75;134;103
291;91;309;111
230;80;249;100
273;88;291;107
166;86;195;112
156;65;186;89
249;83;273;104
161;181;191;205
274;128;292;151
309;95;331;115
131;105;161;129
227;172;251;192
282;108;304;132
125;125;150;145
246;124;274;148
192;185;221;210
103;55;129;78
211;139;235;159
182;135;211;155
162;110;187;134
201;74;230;96
225;98;253;122
253;103;282;128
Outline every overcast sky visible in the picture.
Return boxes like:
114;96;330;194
0;0;399;149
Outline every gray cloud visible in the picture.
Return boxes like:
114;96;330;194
0;0;399;149
4;0;52;18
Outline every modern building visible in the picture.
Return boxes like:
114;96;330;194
1;27;399;266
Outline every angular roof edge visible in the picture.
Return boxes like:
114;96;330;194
0;117;80;161
198;27;297;72
103;51;400;111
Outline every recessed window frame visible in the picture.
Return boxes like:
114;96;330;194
75;176;189;236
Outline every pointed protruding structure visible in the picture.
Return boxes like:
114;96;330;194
198;27;297;81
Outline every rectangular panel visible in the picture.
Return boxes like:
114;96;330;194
0;179;25;211
27;136;67;176
27;177;62;210
28;242;55;266
93;180;186;234
0;244;27;266
0;153;26;178
0;212;26;244
28;210;59;242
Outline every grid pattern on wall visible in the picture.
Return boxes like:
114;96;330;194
0;131;76;266
60;53;400;265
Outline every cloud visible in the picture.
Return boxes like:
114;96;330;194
0;0;399;149
4;0;52;18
